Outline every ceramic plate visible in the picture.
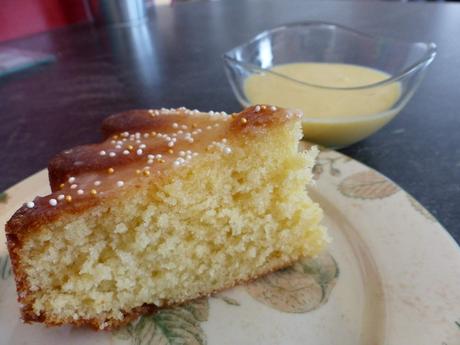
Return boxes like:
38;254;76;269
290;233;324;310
1;146;459;345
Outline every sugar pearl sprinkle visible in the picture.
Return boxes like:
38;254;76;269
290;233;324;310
35;107;289;209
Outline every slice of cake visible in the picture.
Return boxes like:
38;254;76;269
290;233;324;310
5;105;327;330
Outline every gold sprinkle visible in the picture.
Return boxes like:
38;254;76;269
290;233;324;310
59;183;65;189
90;189;97;196
113;135;119;140
192;123;198;129
143;170;151;177
159;159;166;163
241;117;248;124
65;195;72;202
151;131;157;136
135;169;141;175
108;168;114;174
168;149;174;154
127;145;134;150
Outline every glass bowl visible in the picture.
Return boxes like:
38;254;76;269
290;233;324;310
223;22;436;148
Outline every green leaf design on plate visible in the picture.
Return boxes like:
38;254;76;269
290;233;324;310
113;298;209;345
0;255;12;280
246;252;339;313
214;295;240;306
0;192;7;203
339;170;399;199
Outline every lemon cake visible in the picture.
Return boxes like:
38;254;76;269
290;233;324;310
5;105;327;330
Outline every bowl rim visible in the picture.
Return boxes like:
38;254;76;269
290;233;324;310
223;21;437;90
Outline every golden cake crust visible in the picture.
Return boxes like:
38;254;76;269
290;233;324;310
6;105;300;239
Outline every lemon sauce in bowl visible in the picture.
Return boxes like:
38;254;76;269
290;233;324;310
244;63;402;147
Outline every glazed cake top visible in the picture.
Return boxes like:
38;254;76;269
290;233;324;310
6;105;301;236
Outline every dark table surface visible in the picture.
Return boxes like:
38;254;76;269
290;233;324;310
0;0;459;243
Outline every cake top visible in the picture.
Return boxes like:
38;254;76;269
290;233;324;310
6;105;301;235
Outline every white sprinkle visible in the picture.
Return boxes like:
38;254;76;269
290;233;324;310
122;131;129;137
270;106;277;111
122;138;127;142
254;105;261;112
147;159;154;164
213;123;219;128
77;189;84;195
58;194;65;200
193;152;198;157
168;141;175;147
206;126;212;130
70;184;77;189
224;147;232;154
148;154;155;159
123;150;130;155
49;199;57;206
115;145;122;149
186;137;194;143
179;151;185;157
196;128;202;133
99;150;106;156
143;133;150;138
181;125;188;130
116;181;124;187
192;131;198;135
178;130;183;135
172;123;179;129
154;110;159;115
222;138;227;143
209;111;215;115
135;132;141;139
221;111;228;116
155;154;162;159
111;140;116;144
172;133;177;137
193;109;199;113
68;177;76;183
186;154;192;160
94;181;101;186
26;201;35;208
109;152;116;157
139;144;146;149
137;149;143;155
173;160;181;167
135;140;141;144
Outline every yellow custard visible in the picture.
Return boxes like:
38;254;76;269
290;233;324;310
244;63;402;147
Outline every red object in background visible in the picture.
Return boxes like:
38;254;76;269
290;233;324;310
0;0;89;43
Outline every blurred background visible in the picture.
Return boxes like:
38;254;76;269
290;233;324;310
0;0;456;43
